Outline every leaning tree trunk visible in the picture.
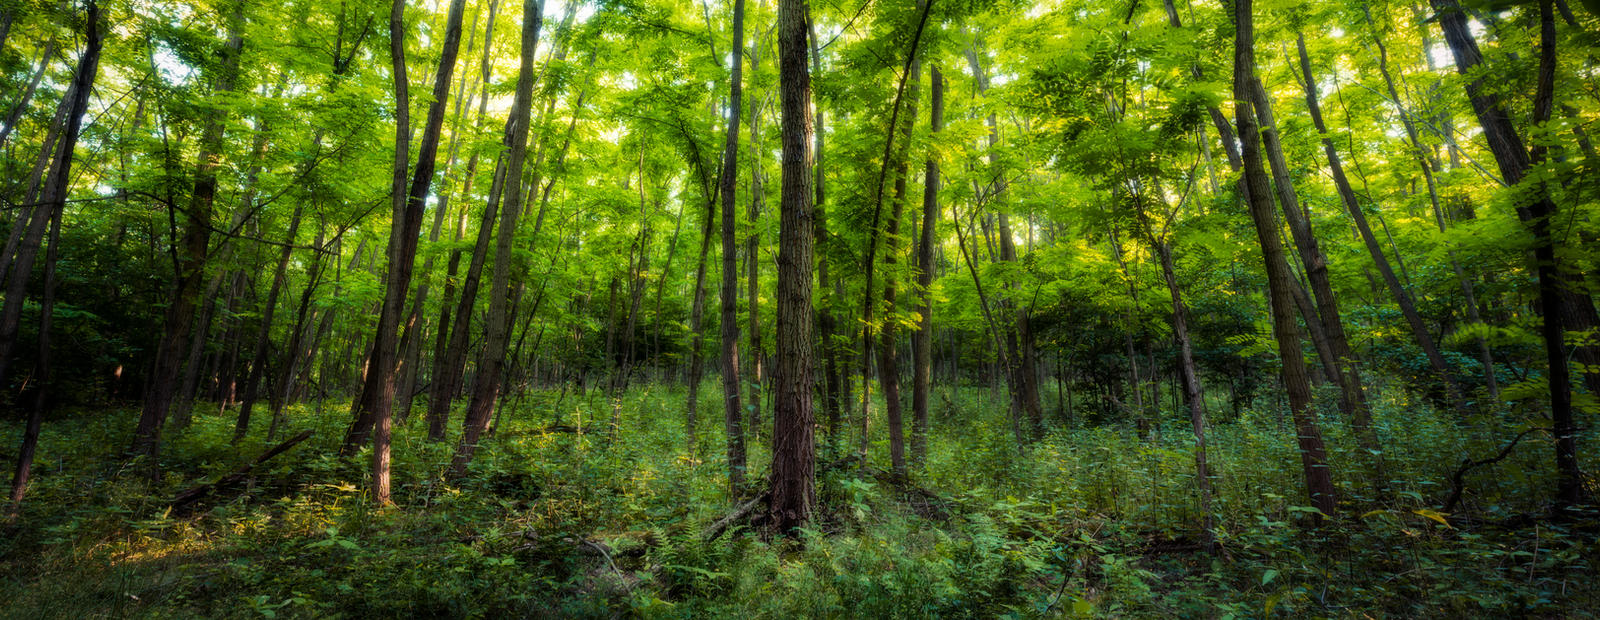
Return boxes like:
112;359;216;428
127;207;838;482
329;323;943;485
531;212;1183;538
449;0;543;478
232;204;304;442
0;3;99;389
343;0;469;496
1234;0;1337;518
131;2;237;458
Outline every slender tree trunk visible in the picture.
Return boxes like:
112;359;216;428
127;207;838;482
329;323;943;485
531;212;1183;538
807;20;843;456
450;0;542;478
1235;0;1337;518
911;67;942;468
427;0;500;440
7;204;62;517
132;0;234;458
344;0;469;503
770;0;817;534
719;0;748;489
232;204;304;441
879;56;921;477
745;41;766;440
0;2;100;392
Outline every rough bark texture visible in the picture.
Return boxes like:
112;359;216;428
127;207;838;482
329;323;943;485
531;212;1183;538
1234;0;1338;518
770;0;817;534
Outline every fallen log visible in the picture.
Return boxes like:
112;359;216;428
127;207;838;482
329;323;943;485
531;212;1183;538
702;492;769;542
170;429;315;514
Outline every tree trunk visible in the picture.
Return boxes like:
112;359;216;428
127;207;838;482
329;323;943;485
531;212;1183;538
131;1;231;458
1234;0;1337;518
232;204;304;442
911;66;942;468
719;0;748;489
427;0;501;441
344;0;469;502
449;0;542;478
770;0;818;534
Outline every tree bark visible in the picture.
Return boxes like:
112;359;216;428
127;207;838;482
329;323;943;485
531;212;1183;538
131;0;232;458
449;0;543;478
770;0;818;534
1234;0;1337;518
719;0;748;489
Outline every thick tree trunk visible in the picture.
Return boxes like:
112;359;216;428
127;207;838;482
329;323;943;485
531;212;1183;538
770;0;817;534
450;0;542;478
1234;0;1338;518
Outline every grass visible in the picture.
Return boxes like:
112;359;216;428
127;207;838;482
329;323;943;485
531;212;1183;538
1;381;1595;618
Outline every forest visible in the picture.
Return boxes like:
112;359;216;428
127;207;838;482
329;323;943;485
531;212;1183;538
0;0;1598;615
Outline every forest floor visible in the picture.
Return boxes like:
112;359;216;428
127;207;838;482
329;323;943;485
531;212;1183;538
1;385;1597;617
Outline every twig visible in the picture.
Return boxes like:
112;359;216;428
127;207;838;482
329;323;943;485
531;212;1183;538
1443;427;1551;513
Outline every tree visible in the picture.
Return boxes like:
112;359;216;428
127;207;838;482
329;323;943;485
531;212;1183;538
770;0;817;534
450;0;543;479
719;0;748;490
1233;0;1337;518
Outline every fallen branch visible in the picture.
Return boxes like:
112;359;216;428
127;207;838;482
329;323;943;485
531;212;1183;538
702;491;769;542
1443;427;1548;514
170;430;315;514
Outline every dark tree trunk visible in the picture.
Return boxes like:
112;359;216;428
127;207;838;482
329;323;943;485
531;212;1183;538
131;1;233;458
344;0;469;502
770;0;817;534
427;0;501;441
232;205;304;442
1234;0;1338;518
0;3;100;389
911;66;942;468
450;0;542;478
8;203;62;516
719;0;748;489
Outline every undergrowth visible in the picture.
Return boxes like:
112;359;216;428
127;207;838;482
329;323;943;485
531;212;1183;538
1;383;1595;618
